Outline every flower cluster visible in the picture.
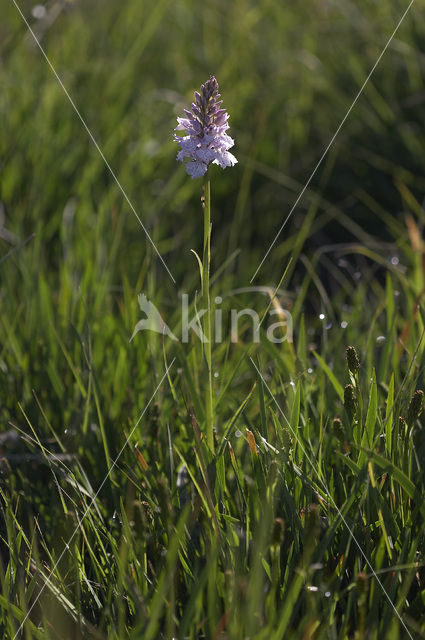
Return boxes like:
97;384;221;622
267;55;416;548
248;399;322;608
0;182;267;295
174;76;237;179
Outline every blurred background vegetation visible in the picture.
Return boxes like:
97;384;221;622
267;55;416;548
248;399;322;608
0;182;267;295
2;0;425;276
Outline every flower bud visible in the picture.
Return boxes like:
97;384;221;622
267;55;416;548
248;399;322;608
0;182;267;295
346;346;360;374
344;384;357;417
356;572;368;595
406;389;424;427
333;417;345;444
271;517;285;548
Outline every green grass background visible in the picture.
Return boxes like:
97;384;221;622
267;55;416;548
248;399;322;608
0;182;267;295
1;0;425;638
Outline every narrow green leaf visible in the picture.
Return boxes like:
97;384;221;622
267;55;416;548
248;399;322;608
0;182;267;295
290;381;301;433
296;313;307;364
353;445;415;498
385;372;394;457
190;248;204;286
386;272;395;334
365;369;377;449
313;351;344;402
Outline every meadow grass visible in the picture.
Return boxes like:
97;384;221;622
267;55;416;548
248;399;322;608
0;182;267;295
1;1;425;638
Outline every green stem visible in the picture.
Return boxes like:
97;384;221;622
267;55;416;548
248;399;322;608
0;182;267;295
202;172;214;452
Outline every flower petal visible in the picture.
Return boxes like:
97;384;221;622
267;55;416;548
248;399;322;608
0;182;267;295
185;161;208;179
213;151;238;169
195;147;217;164
175;117;192;131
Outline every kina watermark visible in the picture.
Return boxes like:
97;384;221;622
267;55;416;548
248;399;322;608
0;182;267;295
131;288;293;344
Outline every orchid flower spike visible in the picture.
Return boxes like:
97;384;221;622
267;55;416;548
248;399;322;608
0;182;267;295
174;76;237;179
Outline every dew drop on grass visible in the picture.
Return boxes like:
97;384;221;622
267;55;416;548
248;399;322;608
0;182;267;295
32;5;47;19
391;256;399;265
325;322;332;330
376;335;386;345
341;321;348;329
319;313;325;320
307;368;313;374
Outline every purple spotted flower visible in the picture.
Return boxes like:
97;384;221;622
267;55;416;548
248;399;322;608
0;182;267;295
174;76;237;179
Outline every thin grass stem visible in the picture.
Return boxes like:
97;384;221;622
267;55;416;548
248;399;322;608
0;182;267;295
202;172;214;452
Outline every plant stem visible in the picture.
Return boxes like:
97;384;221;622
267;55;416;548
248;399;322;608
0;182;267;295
202;171;214;452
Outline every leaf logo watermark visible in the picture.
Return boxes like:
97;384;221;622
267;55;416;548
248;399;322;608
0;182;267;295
130;294;178;342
